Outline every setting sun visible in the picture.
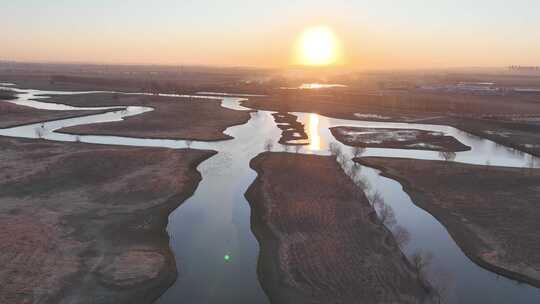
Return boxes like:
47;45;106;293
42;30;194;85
297;26;340;66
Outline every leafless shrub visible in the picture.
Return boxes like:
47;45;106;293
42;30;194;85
337;153;349;167
430;268;455;304
410;250;434;280
393;225;411;249
527;156;536;176
329;142;342;157
346;164;361;181
377;201;397;227
354;176;371;192
351;146;366;158
368;191;397;227
486;160;492;171
35;126;45;139
264;139;274;152
368;191;383;207
438;151;456;164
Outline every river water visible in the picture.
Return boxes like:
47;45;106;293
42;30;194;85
1;85;539;303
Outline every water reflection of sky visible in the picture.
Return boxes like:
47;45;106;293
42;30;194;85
280;83;348;90
307;113;321;151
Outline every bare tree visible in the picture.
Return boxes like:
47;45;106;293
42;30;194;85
377;201;397;228
355;176;371;192
264;139;274;152
485;160;492;172
438;151;456;170
185;139;193;149
367;191;397;227
351;146;366;159
438;151;456;164
282;144;292;153
336;153;347;167
346;164;361;181
431;268;455;304
410;250;434;281
35;126;45;139
367;190;383;207
329;142;342;157
393;225;411;249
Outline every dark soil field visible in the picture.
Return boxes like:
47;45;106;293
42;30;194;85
246;153;433;304
44;93;251;141
331;126;471;152
0;137;214;304
357;157;540;288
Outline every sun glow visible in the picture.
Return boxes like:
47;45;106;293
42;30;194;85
297;26;340;66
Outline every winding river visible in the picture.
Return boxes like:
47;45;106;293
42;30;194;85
1;85;539;303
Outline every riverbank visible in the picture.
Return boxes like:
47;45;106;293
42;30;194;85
44;93;251;141
246;153;433;303
0;137;214;304
357;157;540;288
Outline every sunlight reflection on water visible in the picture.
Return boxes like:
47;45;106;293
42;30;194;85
308;113;321;151
280;83;348;90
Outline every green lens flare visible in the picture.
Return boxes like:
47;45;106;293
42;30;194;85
224;254;231;261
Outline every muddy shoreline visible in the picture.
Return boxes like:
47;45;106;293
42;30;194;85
0;137;215;304
357;157;540;288
246;153;433;303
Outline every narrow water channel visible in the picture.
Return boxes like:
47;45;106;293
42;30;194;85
1;85;539;303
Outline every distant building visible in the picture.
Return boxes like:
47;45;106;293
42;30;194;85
509;65;540;71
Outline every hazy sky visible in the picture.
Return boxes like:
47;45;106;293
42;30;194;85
2;0;540;69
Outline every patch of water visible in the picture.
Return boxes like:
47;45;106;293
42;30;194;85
280;83;347;90
197;92;266;97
